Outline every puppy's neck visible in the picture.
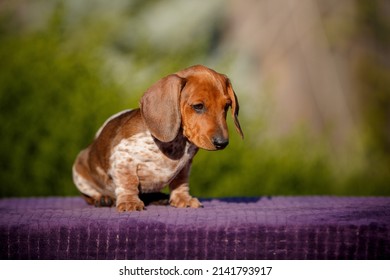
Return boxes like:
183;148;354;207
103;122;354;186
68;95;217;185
152;132;196;160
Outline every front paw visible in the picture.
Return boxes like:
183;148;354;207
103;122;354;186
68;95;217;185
94;195;115;207
116;197;145;212
170;195;203;208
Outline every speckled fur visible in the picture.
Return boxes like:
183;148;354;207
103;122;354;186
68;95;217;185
72;109;201;211
109;131;197;194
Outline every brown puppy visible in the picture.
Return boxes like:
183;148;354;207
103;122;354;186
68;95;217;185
72;65;243;211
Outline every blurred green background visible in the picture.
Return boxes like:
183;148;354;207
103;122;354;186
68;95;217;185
1;0;389;198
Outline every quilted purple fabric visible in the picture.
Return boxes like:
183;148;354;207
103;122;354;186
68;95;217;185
0;196;389;259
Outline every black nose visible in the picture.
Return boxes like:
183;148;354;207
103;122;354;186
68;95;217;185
212;137;229;150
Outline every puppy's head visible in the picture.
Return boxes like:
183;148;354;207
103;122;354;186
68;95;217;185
140;65;243;150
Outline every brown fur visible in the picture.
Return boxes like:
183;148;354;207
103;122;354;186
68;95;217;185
72;65;243;211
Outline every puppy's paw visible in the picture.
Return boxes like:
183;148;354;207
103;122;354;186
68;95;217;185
94;195;115;207
116;198;145;212
170;195;203;208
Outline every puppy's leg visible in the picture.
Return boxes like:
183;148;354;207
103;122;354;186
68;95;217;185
112;165;145;212
169;162;202;208
73;149;114;207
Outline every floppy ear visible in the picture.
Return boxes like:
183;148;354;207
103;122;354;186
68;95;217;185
140;74;186;142
226;78;244;139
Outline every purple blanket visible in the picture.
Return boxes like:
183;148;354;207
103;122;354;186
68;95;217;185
0;196;389;259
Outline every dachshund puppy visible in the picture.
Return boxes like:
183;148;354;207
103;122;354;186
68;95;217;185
72;65;243;211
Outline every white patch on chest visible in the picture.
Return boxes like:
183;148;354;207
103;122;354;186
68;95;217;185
109;131;197;193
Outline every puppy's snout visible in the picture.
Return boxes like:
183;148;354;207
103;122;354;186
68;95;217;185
212;136;229;150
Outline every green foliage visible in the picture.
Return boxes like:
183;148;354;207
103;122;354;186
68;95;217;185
0;9;126;196
355;0;390;159
0;1;214;197
191;120;390;198
0;1;389;198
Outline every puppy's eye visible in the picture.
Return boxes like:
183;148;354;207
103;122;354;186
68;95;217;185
191;103;205;113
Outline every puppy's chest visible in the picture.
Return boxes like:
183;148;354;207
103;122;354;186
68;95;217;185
109;132;196;190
